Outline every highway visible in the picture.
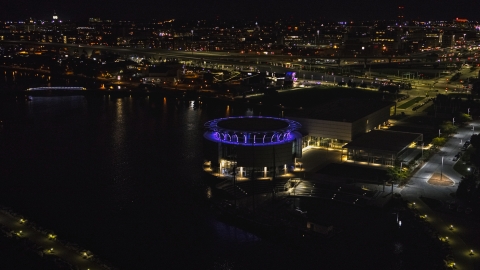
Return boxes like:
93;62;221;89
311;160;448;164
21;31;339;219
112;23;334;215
1;40;478;95
3;40;477;70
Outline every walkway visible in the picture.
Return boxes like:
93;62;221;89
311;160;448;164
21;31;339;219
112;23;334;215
0;208;110;270
400;120;480;270
402;195;478;269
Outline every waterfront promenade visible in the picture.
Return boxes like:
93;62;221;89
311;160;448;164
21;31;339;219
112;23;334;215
0;208;111;270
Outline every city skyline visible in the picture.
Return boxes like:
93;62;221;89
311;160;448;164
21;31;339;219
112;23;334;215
2;0;480;22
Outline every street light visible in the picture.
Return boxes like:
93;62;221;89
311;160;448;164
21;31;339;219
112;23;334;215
421;142;424;158
191;30;194;55
441;156;444;181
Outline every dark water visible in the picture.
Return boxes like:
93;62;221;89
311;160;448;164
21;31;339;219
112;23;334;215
0;70;307;269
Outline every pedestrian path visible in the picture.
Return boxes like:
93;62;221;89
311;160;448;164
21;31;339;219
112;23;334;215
400;120;480;270
401;195;477;270
0;208;112;270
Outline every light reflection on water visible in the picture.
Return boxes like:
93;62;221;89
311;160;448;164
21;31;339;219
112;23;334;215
0;90;299;269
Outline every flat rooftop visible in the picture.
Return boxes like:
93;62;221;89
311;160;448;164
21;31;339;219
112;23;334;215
343;130;423;154
287;99;395;122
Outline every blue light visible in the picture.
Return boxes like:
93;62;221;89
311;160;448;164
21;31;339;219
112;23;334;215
204;116;301;146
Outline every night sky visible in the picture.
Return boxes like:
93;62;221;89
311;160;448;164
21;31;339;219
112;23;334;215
1;0;480;22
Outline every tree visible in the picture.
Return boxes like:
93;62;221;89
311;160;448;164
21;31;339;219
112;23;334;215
456;174;480;204
431;137;446;148
387;166;410;187
469;134;480;170
470;134;480;149
455;113;472;125
440;121;457;136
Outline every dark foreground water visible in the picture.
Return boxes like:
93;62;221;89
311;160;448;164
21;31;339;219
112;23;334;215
0;69;450;270
0;91;315;269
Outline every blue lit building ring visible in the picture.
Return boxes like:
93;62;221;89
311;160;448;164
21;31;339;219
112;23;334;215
204;116;302;146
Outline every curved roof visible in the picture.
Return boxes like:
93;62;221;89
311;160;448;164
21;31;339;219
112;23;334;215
204;116;302;146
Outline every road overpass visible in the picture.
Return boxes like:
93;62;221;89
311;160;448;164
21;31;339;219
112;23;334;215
1;40;474;69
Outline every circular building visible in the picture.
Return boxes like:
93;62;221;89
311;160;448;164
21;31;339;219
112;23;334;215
203;116;303;179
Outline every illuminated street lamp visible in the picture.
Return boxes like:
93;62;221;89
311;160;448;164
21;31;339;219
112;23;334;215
421;142;424;158
441;156;444;181
449;224;454;230
470;249;474;256
191;30;194;55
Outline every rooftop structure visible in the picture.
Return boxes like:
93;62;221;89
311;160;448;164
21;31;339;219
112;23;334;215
287;99;395;123
342;129;423;166
342;130;423;154
204;116;301;146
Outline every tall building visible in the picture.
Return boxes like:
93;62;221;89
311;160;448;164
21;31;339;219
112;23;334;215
52;10;59;22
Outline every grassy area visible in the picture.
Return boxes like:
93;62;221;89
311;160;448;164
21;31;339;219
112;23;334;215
297;197;446;269
420;196;443;209
398;97;424;109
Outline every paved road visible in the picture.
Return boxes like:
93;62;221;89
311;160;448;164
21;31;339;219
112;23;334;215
400;120;480;270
